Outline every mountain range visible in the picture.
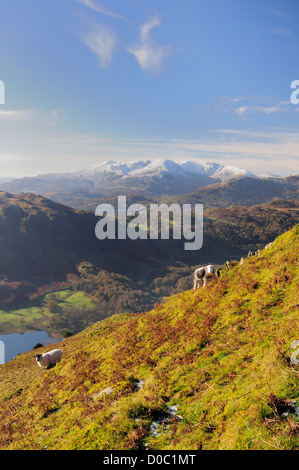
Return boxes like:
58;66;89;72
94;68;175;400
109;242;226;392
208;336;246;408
0;159;258;197
1;159;297;212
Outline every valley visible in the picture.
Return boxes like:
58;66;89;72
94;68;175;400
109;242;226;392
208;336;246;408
0;187;298;337
0;161;298;451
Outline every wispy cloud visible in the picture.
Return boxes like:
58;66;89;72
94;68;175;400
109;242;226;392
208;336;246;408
201;96;293;120
270;28;295;40
269;9;293;20
235;105;283;118
0;109;35;121
81;23;117;69
49;109;59;119
48;131;299;176
238;98;292;118
219;96;246;105
127;16;178;74
74;0;128;21
1;128;298;177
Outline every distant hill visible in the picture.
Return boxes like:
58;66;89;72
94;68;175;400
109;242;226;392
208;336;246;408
21;175;298;213
0;191;298;285
173;175;299;208
0;225;298;450
0;177;14;185
0;192;102;281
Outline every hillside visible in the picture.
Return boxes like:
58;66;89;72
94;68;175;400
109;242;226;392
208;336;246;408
0;225;298;450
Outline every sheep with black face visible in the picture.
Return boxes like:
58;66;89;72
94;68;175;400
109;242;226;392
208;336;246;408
193;264;218;289
35;349;63;370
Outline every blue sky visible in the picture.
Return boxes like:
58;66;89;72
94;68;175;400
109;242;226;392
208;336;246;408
0;0;299;177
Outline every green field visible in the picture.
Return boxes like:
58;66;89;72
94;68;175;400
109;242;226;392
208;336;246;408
0;289;96;334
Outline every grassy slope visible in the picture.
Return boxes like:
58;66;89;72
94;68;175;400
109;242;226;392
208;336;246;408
0;225;298;450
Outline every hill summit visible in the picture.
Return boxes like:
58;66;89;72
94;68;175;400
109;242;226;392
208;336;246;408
0;225;298;450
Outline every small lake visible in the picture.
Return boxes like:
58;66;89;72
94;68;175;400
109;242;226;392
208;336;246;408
0;331;61;364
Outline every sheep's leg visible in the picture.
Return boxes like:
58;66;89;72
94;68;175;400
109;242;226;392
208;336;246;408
46;363;56;370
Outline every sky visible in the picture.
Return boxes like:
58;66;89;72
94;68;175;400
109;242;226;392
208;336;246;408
0;0;299;177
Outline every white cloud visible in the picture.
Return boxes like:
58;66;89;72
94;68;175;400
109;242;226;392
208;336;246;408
235;105;282;118
82;24;117;69
127;16;178;74
74;0;128;21
0;109;35;121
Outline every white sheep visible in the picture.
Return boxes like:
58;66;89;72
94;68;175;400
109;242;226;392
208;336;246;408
265;242;274;250
35;349;63;369
193;264;218;289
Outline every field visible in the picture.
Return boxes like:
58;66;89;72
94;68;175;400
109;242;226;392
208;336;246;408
0;290;96;335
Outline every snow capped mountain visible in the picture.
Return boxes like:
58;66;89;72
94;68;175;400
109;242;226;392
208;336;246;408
68;159;258;196
78;159;256;183
0;159;258;198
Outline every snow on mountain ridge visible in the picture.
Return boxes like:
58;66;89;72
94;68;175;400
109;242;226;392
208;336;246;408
82;160;152;177
79;159;255;181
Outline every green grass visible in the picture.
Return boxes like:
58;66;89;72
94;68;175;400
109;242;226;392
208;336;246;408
0;225;298;450
0;289;96;333
62;291;95;308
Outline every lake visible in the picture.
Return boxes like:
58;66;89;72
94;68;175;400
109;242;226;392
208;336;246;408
0;331;61;364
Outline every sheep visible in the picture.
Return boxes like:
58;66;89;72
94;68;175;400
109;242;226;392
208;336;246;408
225;260;238;269
35;349;63;370
216;267;223;278
248;250;261;257
265;242;274;250
193;264;218;289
